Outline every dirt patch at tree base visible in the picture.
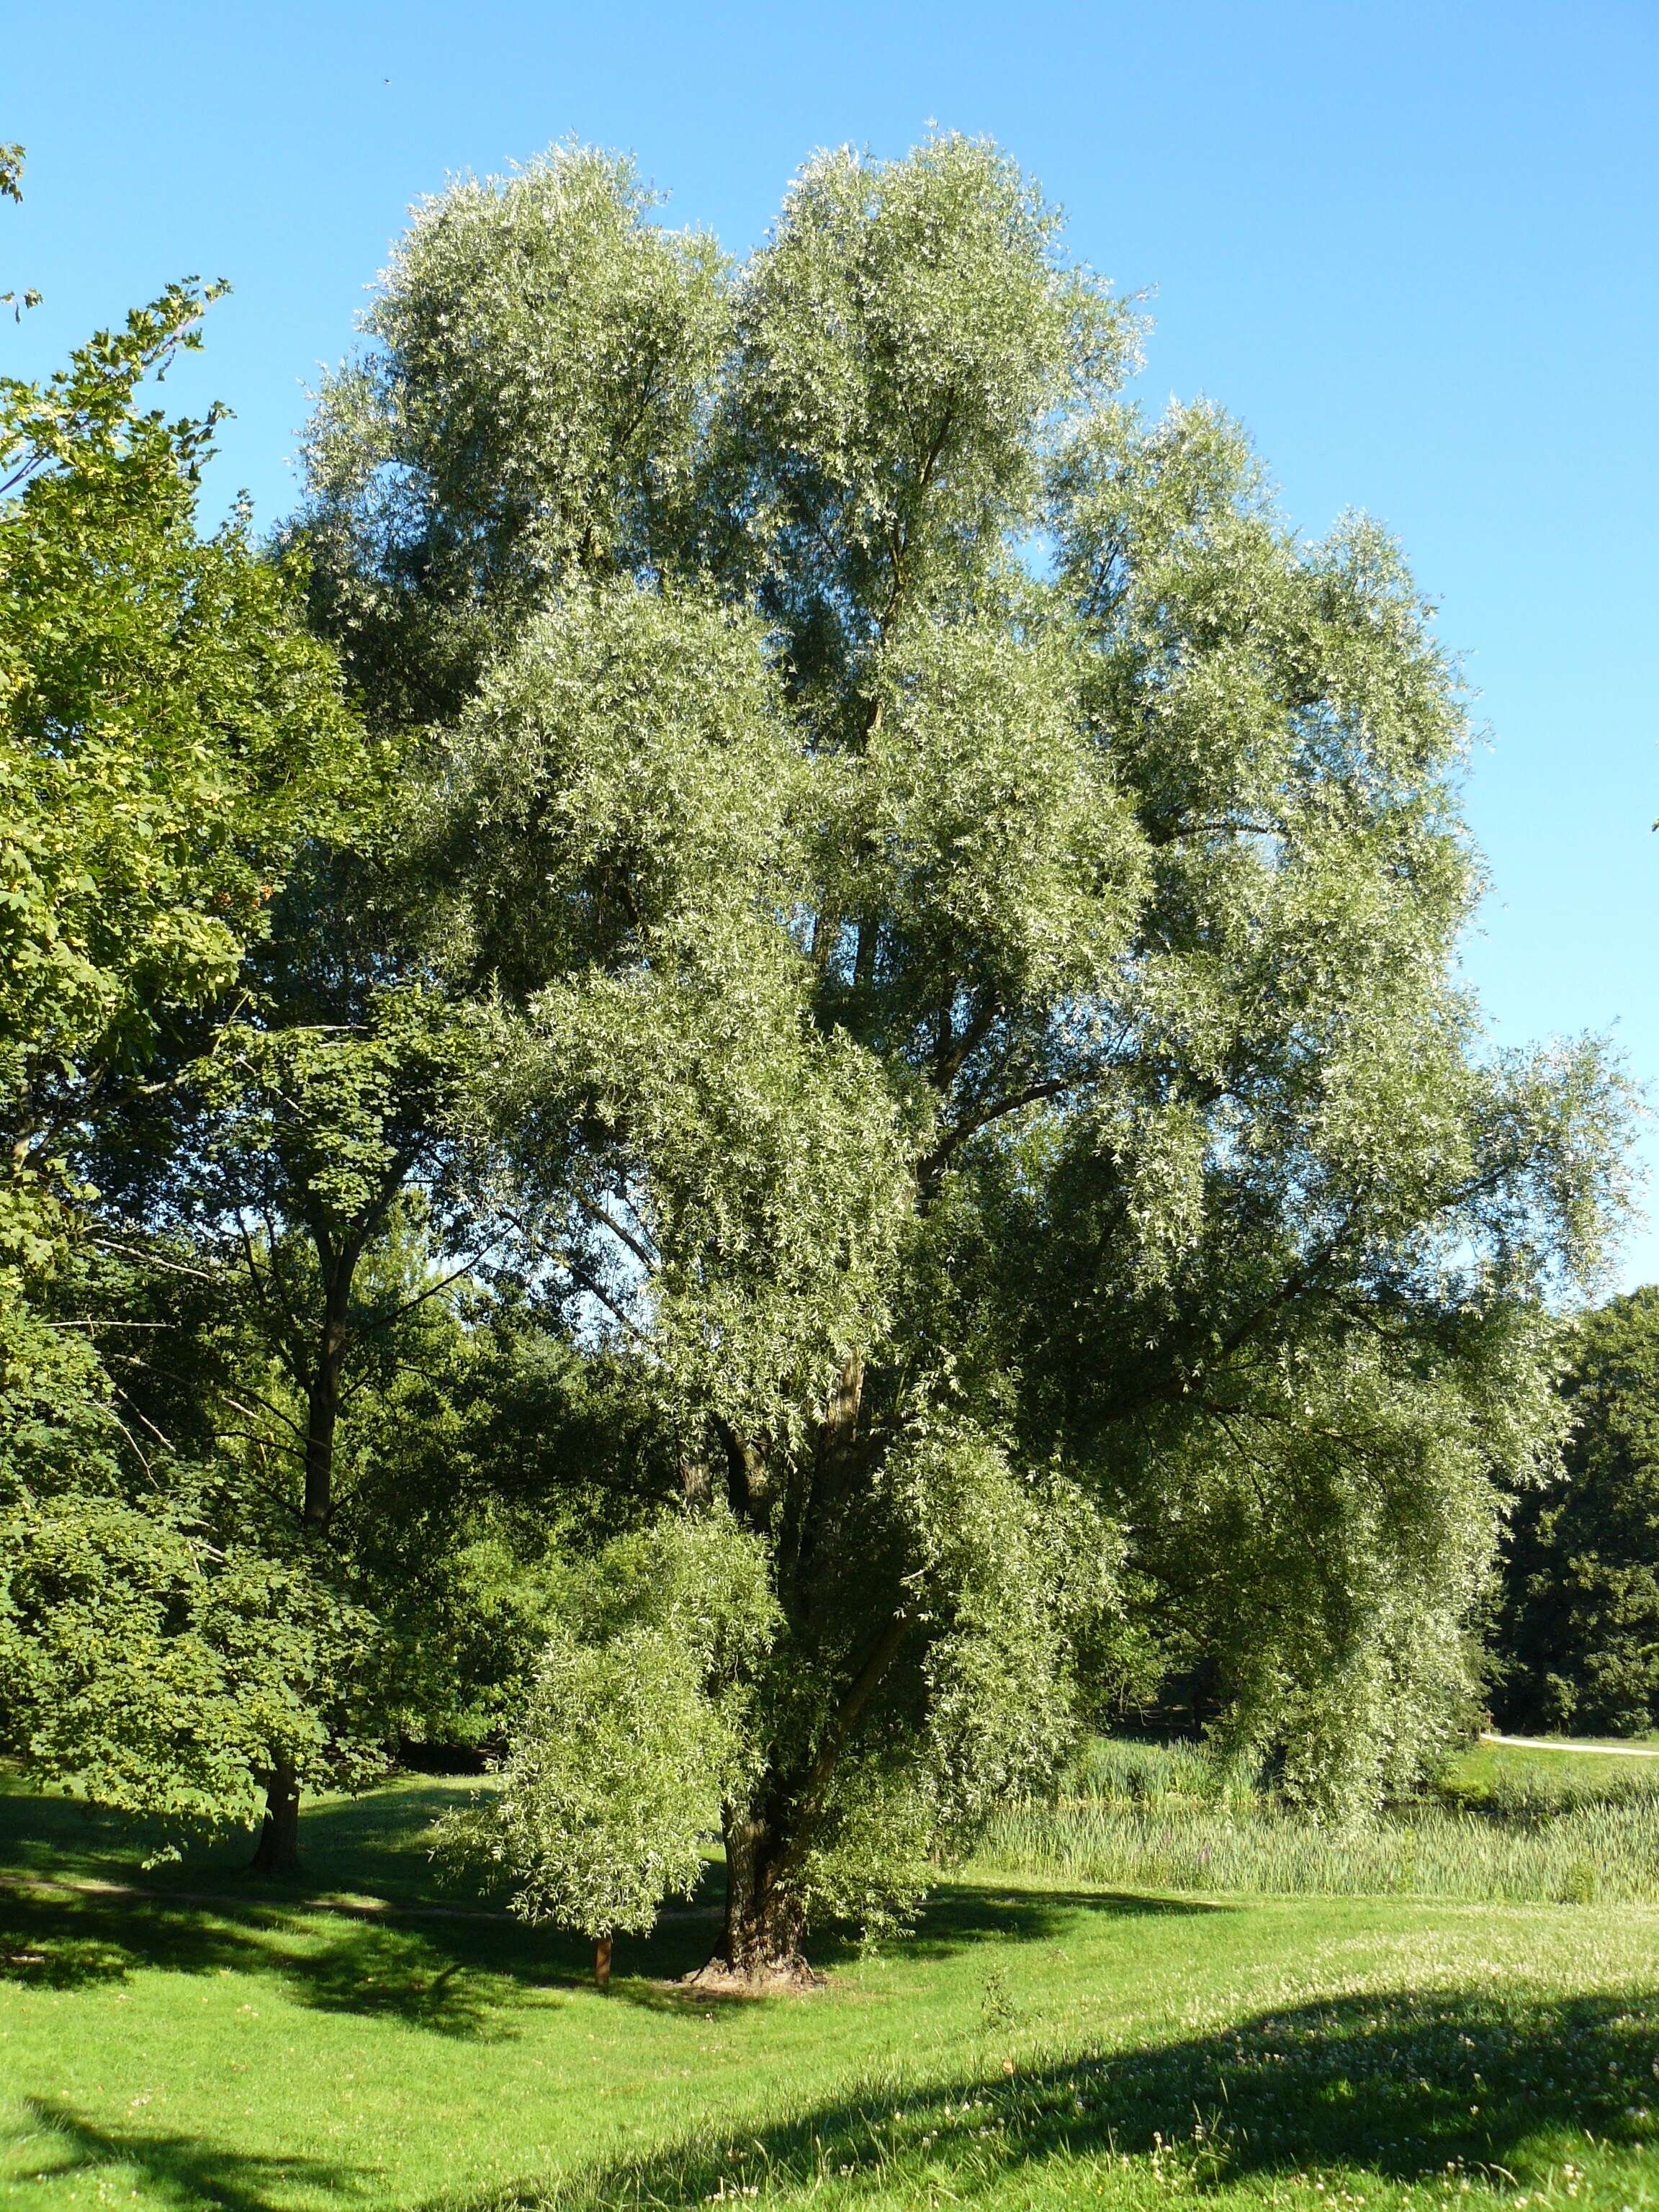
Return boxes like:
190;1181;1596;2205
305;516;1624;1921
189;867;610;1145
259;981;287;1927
680;1955;824;1996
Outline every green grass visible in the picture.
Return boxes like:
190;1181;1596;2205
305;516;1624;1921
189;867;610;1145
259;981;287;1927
1055;1731;1659;1817
0;1766;508;1908
976;1793;1659;1905
1444;1737;1659;1808
980;1732;1659;1907
3;1771;1659;2211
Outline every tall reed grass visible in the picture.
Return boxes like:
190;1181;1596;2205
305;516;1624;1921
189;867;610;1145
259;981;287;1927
975;1737;1659;1905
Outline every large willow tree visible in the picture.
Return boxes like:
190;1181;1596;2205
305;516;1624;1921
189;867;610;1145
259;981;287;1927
305;138;1628;1974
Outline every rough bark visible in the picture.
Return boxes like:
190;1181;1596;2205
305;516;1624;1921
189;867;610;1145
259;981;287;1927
248;1759;302;1877
717;1800;806;1977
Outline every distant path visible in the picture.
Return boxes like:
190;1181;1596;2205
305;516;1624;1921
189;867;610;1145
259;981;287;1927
1480;1731;1659;1758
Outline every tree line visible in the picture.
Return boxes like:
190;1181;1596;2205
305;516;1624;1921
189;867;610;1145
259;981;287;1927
1493;1287;1659;1739
0;135;1635;1977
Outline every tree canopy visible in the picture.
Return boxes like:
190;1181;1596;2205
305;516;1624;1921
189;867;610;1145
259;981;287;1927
300;135;1629;1971
0;135;1633;1974
0;251;392;1839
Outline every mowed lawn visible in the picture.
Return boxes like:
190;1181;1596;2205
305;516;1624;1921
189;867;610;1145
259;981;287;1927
1452;1737;1659;1791
1;1775;1656;2212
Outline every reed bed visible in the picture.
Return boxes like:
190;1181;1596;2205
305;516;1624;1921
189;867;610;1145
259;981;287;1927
975;1736;1659;1905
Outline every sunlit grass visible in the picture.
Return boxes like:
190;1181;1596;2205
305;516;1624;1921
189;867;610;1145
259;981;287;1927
974;1794;1659;1905
1;1768;1657;2211
981;1732;1659;1906
1446;1735;1659;1807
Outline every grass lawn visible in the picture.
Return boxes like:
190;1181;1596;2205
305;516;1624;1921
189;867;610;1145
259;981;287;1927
1450;1739;1659;1792
1;1773;1656;2212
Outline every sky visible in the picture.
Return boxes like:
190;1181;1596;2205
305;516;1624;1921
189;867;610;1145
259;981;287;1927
7;0;1658;1284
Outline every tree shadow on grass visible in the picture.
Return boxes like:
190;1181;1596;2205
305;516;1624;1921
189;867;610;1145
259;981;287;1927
0;1863;752;2034
0;1787;1208;2033
0;1776;493;1906
442;1984;1659;2208
904;1876;1217;1961
0;1772;725;2032
23;2098;369;2212
0;1884;606;2037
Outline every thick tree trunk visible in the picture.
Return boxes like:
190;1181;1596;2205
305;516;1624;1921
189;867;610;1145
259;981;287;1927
594;1935;612;1989
248;1760;302;1877
709;1375;905;1983
717;1802;806;1978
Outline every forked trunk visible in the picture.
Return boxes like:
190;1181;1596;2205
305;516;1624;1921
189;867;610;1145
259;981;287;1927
248;1759;302;1877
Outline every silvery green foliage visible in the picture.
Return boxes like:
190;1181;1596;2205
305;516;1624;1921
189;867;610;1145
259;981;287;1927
439;1514;776;1942
474;1626;715;1938
723;135;1140;652
528;919;914;1446
892;1415;1124;1827
428;576;918;1444
426;580;801;989
821;619;1148;1047
788;1755;938;1945
303;144;727;726
310;133;1632;1947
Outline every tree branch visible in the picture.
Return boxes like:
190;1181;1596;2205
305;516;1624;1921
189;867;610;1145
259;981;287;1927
920;1074;1081;1186
783;1611;913;1857
572;1191;658;1279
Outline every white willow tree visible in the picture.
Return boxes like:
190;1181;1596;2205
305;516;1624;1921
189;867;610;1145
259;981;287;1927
303;138;1630;1974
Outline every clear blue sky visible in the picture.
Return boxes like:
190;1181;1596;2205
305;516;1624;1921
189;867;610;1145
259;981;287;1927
9;1;1658;1285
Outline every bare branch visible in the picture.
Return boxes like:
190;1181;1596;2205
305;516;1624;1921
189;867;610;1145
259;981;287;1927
572;1191;658;1278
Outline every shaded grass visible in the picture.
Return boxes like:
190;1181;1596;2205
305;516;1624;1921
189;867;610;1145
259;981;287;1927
0;1766;505;1907
474;1984;1659;2210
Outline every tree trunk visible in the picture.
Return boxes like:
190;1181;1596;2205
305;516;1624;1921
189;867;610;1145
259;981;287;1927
248;1760;301;1877
594;1935;612;1990
714;1599;912;1980
718;1802;806;1978
302;1259;355;1531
